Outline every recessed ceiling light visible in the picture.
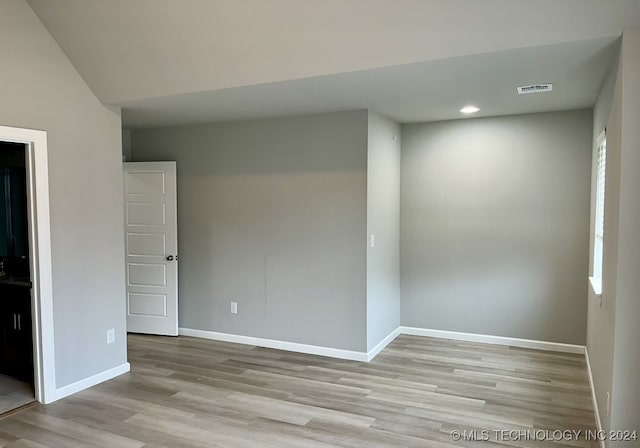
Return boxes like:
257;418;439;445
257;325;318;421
460;105;480;114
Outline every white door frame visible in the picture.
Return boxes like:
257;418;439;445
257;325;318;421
0;125;55;404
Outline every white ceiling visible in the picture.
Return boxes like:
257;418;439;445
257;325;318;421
26;0;637;128
117;37;619;128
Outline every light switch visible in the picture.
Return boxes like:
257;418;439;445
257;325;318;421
370;234;375;248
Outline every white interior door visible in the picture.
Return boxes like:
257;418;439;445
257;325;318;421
123;162;178;336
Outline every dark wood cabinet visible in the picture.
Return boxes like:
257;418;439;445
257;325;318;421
0;283;33;381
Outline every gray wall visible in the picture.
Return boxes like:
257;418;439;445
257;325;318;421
366;112;401;351
131;111;369;351
586;24;640;442
401;110;592;344
609;22;640;443
122;128;132;161
0;0;127;387
587;53;620;433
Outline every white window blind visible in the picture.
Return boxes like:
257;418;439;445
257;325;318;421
593;131;606;283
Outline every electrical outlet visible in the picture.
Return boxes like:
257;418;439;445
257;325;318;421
230;301;238;314
106;328;115;344
606;391;611;415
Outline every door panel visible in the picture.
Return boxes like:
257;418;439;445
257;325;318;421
127;233;166;256
124;162;178;336
128;293;167;317
128;263;167;287
127;202;166;225
125;171;166;195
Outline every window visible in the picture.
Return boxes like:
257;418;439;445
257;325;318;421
590;130;606;296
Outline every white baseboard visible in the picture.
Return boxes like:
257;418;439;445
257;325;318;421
48;362;130;404
179;328;369;362
178;326;585;366
585;348;606;448
367;327;400;361
399;326;585;354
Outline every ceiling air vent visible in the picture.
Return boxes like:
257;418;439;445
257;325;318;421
517;84;553;95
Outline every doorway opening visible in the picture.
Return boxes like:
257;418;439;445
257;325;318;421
0;141;35;414
0;125;55;406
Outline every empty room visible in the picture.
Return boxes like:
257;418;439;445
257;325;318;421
0;0;639;447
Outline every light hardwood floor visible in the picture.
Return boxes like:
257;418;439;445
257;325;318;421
0;334;598;447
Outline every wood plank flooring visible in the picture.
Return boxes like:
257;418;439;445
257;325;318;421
0;334;598;447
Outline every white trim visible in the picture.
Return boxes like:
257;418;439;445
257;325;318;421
585;348;606;448
366;327;400;361
0;125;56;404
179;328;369;362
399;327;585;354
49;363;130;403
